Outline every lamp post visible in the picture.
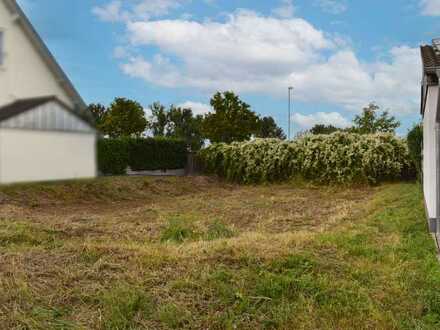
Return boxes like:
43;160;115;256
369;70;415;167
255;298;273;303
288;86;294;140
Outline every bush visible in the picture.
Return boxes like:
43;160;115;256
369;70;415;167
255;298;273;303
98;137;187;175
127;137;187;171
407;124;423;180
97;139;129;175
198;132;411;184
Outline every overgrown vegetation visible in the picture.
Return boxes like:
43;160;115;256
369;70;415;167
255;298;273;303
199;132;413;184
0;177;438;329
407;123;423;180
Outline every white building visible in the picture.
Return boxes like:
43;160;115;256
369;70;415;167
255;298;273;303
0;0;96;184
421;39;440;233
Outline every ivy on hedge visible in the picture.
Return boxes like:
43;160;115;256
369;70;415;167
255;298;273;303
198;132;414;184
98;137;187;175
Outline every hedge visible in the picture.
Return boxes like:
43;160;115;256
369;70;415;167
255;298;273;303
127;137;187;171
198;132;413;184
407;124;423;180
98;137;187;175
97;139;129;175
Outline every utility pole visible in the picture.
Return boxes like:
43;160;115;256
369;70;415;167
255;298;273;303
288;86;293;140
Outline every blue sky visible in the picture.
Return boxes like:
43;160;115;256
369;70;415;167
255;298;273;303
16;0;440;135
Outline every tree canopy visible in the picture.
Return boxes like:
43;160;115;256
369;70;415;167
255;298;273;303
309;124;340;135
257;116;286;139
148;103;204;150
352;103;400;134
101;98;148;138
202;91;260;144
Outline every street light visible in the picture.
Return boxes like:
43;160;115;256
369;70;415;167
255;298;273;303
288;86;294;140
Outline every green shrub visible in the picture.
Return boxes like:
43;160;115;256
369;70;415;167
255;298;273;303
97;137;188;175
97;139;129;175
407;124;423;180
127;137;187;171
199;132;411;184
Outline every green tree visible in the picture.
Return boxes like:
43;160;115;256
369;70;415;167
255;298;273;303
87;103;107;133
167;106;204;150
203;91;260;143
148;102;169;137
257;116;286;139
103;98;148;138
309;124;340;135
352;103;400;134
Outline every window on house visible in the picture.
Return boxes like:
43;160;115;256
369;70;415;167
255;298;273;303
0;31;3;66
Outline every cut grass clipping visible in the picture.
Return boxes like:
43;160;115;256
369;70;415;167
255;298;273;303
1;177;439;329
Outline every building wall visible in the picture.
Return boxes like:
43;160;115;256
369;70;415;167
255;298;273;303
423;85;439;219
0;128;97;184
0;0;74;107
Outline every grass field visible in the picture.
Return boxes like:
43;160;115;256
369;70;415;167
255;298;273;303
0;176;439;329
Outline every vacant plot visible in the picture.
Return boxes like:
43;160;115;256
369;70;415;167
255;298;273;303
0;177;439;329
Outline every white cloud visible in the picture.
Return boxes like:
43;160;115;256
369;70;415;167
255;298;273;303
420;0;440;15
316;0;347;14
102;9;420;115
92;0;182;22
177;101;212;115
272;0;296;18
293;112;351;130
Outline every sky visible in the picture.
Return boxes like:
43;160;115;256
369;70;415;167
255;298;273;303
16;0;440;135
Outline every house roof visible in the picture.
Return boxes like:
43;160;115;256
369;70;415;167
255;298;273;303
421;45;440;73
2;0;87;110
0;96;94;126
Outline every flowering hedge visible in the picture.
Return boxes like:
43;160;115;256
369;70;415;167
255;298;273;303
198;132;413;184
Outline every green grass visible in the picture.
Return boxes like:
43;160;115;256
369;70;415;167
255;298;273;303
0;177;438;329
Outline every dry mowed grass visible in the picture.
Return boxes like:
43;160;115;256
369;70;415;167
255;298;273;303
0;177;439;329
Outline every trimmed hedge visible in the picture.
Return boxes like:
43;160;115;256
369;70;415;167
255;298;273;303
127;137;187;171
97;139;129;175
199;132;413;184
98;137;187;175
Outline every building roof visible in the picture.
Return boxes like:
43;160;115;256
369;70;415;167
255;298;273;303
0;96;93;125
1;0;87;110
421;45;440;73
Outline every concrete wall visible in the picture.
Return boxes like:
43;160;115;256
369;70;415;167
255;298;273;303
0;0;73;107
423;85;439;219
0;128;96;184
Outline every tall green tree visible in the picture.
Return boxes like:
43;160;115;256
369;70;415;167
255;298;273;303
103;98;148;138
148;102;169;137
352;103;400;134
87;103;107;133
203;91;260;143
167;106;204;151
257;116;286;139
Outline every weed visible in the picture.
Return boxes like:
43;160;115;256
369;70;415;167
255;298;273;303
205;220;235;240
160;217;197;243
100;284;154;330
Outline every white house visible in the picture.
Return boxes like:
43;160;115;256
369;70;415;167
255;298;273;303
0;0;96;184
421;39;440;233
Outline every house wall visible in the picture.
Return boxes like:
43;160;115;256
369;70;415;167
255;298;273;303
0;128;97;184
423;85;439;219
0;0;73;107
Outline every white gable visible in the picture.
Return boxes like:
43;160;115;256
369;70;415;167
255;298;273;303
0;0;81;108
0;100;94;133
